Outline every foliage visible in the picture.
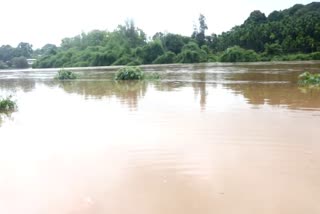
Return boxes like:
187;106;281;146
114;66;145;80
264;43;283;55
16;42;33;58
177;42;208;63
220;46;259;62
55;69;77;80
139;41;164;64
161;33;188;54
153;51;176;64
0;42;33;69
192;14;208;46
0;61;8;69
0;96;17;112
310;52;320;60
214;2;320;53
33;44;58;57
11;57;29;68
298;72;320;86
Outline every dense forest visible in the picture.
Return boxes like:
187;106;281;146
1;2;320;69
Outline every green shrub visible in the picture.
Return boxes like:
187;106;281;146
115;66;145;80
288;54;312;61
177;42;208;63
264;43;283;55
220;46;259;62
298;72;320;86
153;51;176;64
112;55;132;66
126;59;142;66
0;96;17;112
310;52;320;60
55;69;77;80
207;54;219;62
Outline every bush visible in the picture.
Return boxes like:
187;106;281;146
310;52;320;60
127;58;142;66
176;42;208;63
207;54;219;62
55;69;77;80
140;41;165;64
264;43;283;55
287;54;312;61
112;55;132;66
153;51;176;64
0;96;17;112
220;46;259;62
298;72;320;86
114;66;145;80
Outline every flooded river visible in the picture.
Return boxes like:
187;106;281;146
0;62;320;214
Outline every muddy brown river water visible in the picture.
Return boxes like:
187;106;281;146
0;62;320;214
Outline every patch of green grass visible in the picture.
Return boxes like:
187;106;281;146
298;72;320;86
0;96;17;112
55;69;77;80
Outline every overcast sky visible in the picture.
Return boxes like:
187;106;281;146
0;0;315;48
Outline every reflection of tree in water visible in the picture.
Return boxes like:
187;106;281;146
192;72;207;111
0;79;36;92
153;81;187;92
227;83;320;110
58;80;148;109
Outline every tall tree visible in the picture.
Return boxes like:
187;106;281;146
192;14;208;46
16;42;33;58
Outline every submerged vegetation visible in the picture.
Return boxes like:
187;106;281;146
55;69;77;80
1;2;320;68
0;96;17;112
115;67;145;80
114;67;161;80
298;72;320;86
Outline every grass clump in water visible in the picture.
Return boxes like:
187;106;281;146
0;96;17;112
298;72;320;86
115;66;161;81
55;69;77;80
115;66;144;80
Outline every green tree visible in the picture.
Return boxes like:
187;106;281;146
153;51;176;64
220;46;259;62
0;45;15;62
16;42;33;58
192;14;208;46
140;41;164;64
162;33;186;54
11;56;29;68
177;42;208;63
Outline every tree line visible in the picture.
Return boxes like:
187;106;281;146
1;2;320;69
0;43;33;69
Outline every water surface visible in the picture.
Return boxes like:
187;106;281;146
0;62;320;214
